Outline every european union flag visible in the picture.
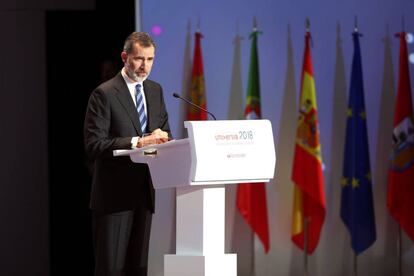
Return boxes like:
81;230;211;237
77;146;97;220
340;31;376;255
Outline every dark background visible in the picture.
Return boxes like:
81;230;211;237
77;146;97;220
0;0;134;275
47;1;134;275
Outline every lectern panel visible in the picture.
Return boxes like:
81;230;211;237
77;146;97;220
185;120;276;185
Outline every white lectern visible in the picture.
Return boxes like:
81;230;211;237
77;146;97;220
114;120;276;276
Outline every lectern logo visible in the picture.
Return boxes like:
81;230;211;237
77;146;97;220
214;130;254;142
215;133;239;141
227;153;246;158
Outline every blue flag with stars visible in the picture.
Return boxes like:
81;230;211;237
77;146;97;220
340;31;376;255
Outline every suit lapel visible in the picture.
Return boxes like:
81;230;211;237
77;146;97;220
113;73;143;135
143;80;156;132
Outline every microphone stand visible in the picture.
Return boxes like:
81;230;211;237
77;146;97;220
173;93;217;120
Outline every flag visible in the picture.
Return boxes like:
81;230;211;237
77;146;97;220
244;27;261;120
387;32;414;241
291;29;326;254
178;20;193;138
227;32;244;120
340;31;376;254
187;30;207;121
236;25;270;253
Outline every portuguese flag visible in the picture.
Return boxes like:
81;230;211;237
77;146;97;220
236;26;270;253
291;29;326;254
244;28;261;119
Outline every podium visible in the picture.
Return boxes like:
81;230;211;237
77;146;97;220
114;120;276;276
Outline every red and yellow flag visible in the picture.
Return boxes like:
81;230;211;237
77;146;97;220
387;32;414;241
187;31;208;121
291;30;326;254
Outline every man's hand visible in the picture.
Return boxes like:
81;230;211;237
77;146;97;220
152;128;169;139
137;128;169;148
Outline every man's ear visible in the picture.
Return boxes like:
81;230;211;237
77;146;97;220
121;51;127;63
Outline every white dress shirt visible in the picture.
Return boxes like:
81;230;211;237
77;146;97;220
120;68;147;147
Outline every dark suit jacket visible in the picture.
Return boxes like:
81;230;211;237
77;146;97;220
84;72;171;213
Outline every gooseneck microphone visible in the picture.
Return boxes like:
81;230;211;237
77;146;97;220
173;93;217;120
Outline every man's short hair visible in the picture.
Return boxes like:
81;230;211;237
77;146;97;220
123;32;156;54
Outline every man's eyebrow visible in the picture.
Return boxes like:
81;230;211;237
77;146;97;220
133;55;154;60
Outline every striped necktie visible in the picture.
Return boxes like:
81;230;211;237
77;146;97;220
135;84;147;133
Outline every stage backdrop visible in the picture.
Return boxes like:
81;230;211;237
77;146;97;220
137;0;414;275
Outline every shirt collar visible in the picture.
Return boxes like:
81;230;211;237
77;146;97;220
121;67;143;87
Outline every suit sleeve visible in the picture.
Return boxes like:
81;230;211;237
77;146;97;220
158;86;173;139
84;88;132;159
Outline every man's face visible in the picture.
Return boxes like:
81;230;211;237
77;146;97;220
122;42;155;82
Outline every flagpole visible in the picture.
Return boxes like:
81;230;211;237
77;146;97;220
303;18;310;276
394;30;403;276
397;225;402;276
353;17;360;276
303;217;309;276
251;231;255;276
353;252;358;276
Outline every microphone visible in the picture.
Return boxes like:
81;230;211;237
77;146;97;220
173;93;217;120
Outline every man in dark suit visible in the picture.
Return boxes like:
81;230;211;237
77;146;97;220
84;31;171;276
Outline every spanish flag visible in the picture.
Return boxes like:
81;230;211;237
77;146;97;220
187;30;208;121
291;29;326;254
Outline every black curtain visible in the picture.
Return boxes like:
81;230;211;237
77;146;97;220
46;2;134;275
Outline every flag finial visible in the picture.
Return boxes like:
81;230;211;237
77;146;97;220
197;17;201;32
354;15;358;33
305;18;311;32
336;22;342;45
386;22;390;36
402;15;406;32
233;22;244;44
253;16;258;31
